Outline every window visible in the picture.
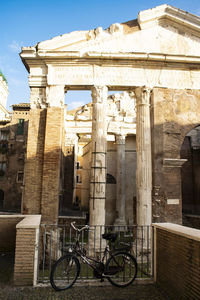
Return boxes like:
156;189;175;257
0;130;9;141
17;119;24;135
76;174;82;183
77;162;81;169
75;196;79;205
17;171;24;183
0;142;8;154
106;173;116;184
0;162;6;176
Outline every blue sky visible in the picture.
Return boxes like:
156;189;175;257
1;0;200;110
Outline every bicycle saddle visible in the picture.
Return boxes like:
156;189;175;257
102;233;117;242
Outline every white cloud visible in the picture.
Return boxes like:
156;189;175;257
9;40;22;53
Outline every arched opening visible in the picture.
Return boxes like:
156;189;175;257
181;126;200;216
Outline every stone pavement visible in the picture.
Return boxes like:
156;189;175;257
0;284;168;300
0;253;168;300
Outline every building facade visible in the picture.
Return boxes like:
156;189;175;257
0;103;30;211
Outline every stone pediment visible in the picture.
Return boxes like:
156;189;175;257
35;5;200;57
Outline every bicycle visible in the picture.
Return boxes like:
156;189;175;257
50;222;138;291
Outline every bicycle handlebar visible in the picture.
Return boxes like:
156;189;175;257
71;221;89;233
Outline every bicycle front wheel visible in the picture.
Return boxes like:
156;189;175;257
105;252;137;287
50;254;80;291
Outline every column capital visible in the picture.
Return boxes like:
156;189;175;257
46;85;65;108
91;86;108;103
115;133;126;145
30;87;47;109
134;86;152;106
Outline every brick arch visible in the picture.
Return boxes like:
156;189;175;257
180;123;200;147
181;125;200;215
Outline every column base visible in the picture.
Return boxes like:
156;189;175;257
114;218;127;231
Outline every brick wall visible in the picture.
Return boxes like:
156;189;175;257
0;215;41;286
41;107;64;224
13;215;41;286
14;228;36;285
0;216;23;251
154;223;200;299
23;109;46;214
152;88;200;224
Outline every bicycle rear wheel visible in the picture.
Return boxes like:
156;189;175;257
105;251;137;287
50;254;80;291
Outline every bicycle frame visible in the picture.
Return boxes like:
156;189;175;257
68;233;123;278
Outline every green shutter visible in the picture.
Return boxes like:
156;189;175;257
17;119;24;135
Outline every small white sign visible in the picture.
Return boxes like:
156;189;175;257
167;199;180;205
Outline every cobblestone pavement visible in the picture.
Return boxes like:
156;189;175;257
0;284;168;300
0;253;168;300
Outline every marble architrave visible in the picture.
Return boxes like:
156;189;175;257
46;64;200;90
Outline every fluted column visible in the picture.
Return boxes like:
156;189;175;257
72;134;79;205
135;87;152;226
115;134;126;225
90;85;108;227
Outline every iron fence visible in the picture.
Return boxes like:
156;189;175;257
37;224;153;284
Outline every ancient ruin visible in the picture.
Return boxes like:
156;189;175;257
1;4;200;287
2;4;200;229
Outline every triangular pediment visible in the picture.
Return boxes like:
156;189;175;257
35;5;200;57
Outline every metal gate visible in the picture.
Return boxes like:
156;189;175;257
36;224;153;285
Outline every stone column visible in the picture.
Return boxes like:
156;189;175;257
72;134;79;205
41;85;65;224
135;87;152;227
22;87;47;215
90;85;108;227
114;134;126;226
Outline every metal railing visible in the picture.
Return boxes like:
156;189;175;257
37;224;153;284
